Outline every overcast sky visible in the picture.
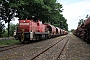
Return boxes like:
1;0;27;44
57;0;90;30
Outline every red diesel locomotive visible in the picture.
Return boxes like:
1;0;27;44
16;18;68;43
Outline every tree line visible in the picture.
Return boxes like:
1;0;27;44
70;15;89;33
78;15;89;26
0;0;68;37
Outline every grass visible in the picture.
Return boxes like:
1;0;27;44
0;40;19;46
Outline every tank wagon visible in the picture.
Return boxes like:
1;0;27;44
73;17;90;44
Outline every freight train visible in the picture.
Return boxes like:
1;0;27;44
15;17;68;43
73;17;90;44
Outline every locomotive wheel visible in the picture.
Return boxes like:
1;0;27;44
83;38;86;42
35;35;40;40
86;39;90;44
86;40;90;44
83;36;87;42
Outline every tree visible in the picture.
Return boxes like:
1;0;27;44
71;29;75;32
58;14;68;31
86;14;89;18
0;0;19;37
0;20;5;37
78;19;84;26
9;23;17;36
78;14;90;26
3;23;17;37
1;0;68;32
7;0;63;22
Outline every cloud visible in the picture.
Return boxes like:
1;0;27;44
10;17;19;24
59;0;90;30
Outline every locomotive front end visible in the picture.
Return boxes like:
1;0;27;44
16;20;34;43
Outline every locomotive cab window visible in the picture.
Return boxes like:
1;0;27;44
37;23;39;26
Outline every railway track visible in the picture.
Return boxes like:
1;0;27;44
0;37;14;40
0;37;61;53
30;36;69;60
0;35;69;60
0;43;25;52
0;40;39;53
56;38;69;60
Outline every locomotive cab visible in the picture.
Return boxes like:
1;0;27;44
16;20;34;43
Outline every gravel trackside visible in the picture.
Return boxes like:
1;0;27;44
0;36;66;60
0;34;90;60
59;34;90;60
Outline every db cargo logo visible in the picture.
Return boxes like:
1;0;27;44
20;23;29;25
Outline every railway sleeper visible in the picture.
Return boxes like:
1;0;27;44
86;37;90;44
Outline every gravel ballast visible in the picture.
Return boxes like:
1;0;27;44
0;34;90;60
60;34;90;60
